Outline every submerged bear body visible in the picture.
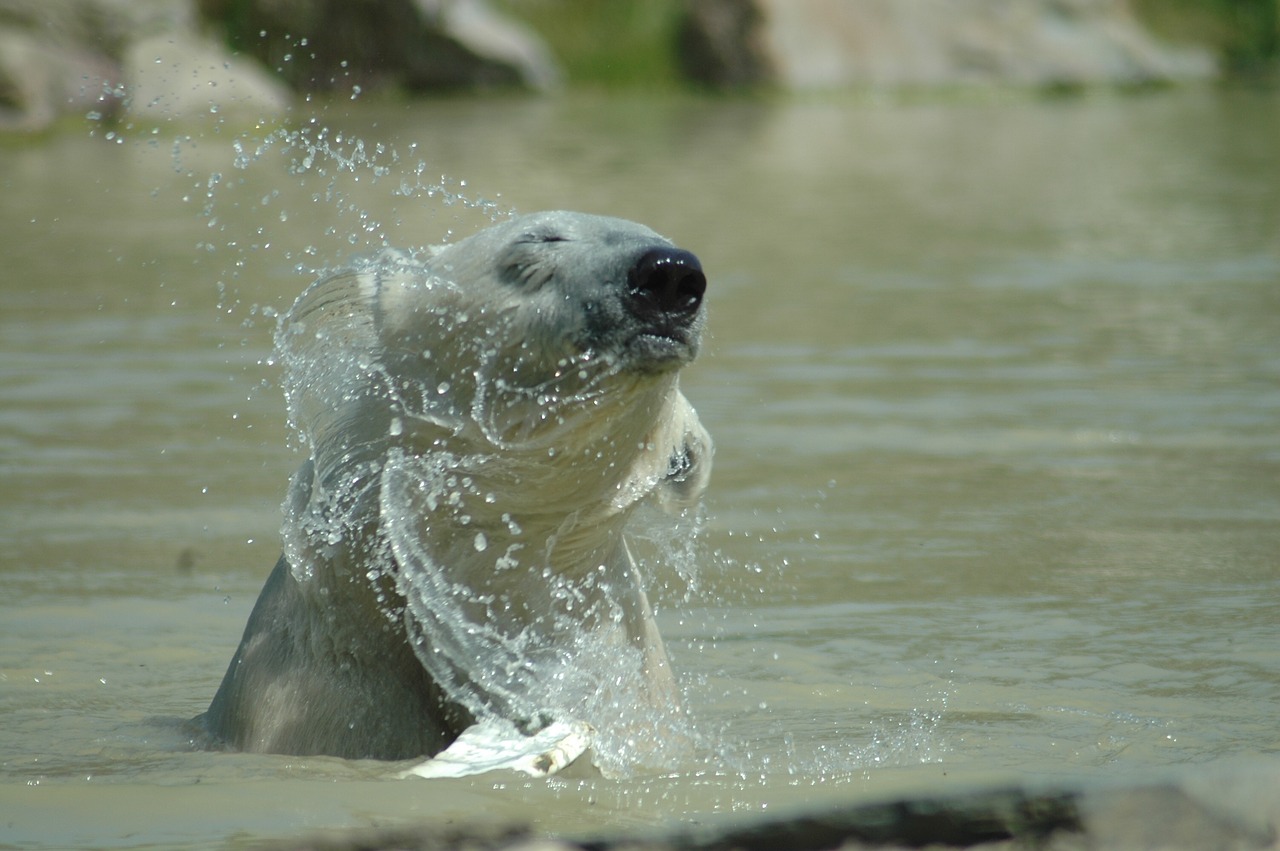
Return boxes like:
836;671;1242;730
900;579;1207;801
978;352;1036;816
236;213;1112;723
200;211;711;763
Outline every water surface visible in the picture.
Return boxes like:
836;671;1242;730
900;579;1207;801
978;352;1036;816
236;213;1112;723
2;88;1278;848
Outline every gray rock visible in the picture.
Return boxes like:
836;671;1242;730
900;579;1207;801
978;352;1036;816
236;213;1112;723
442;0;561;91
0;0;557;132
677;0;772;88
122;30;291;125
193;0;559;94
0;0;288;131
679;0;1217;89
0;24;120;131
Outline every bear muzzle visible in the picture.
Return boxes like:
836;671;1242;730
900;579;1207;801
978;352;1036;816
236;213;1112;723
616;247;707;369
627;247;706;321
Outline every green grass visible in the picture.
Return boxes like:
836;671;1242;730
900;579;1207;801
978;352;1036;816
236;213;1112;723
493;0;686;88
1131;0;1278;74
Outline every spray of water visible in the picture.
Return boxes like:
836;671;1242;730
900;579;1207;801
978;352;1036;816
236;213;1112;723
98;87;943;779
264;207;715;776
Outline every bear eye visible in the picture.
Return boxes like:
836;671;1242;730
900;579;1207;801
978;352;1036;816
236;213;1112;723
517;230;570;245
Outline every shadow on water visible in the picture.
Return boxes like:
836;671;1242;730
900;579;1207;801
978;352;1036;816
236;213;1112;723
1;87;1279;848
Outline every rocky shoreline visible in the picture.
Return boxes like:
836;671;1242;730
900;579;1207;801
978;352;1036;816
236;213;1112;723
2;0;1220;133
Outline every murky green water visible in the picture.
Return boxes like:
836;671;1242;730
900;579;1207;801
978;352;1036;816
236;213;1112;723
2;88;1278;848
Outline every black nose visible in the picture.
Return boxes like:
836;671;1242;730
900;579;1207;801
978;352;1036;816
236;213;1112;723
627;248;706;318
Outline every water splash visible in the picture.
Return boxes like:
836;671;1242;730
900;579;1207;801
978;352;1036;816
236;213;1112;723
271;227;712;776
160;115;511;338
103;93;761;777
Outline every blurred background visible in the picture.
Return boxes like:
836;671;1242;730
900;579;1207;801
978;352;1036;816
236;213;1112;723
1;0;1277;130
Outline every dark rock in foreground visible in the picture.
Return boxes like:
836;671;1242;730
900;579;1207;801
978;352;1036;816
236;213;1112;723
260;764;1280;851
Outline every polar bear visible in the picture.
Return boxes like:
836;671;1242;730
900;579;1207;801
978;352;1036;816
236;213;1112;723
199;211;712;766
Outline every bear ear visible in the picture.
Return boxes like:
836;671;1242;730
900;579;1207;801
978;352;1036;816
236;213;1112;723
277;251;430;435
281;250;483;455
275;261;386;463
281;249;444;357
281;254;390;354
